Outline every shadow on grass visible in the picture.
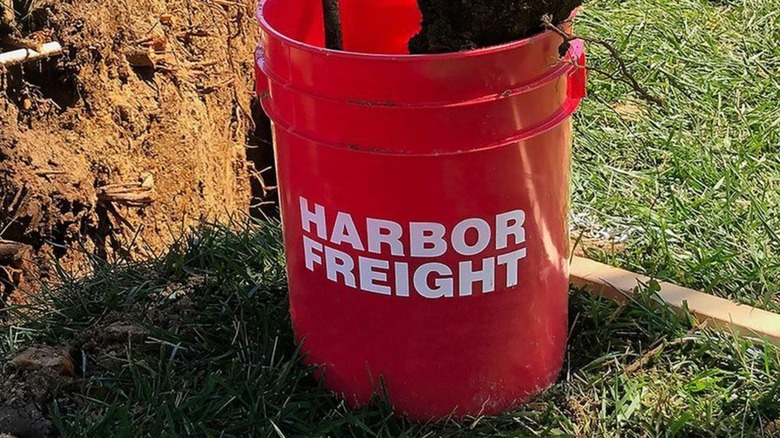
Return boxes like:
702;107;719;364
1;220;777;437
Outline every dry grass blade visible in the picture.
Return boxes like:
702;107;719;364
623;321;707;373
1;0;14;26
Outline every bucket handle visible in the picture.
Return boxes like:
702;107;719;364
566;39;587;101
256;40;587;101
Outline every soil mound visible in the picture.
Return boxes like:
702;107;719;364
1;0;268;303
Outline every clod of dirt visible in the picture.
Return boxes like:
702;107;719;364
9;346;76;377
0;400;50;438
0;365;80;438
103;321;149;342
159;13;175;26
409;0;582;53
73;316;151;358
124;48;158;68
0;241;32;304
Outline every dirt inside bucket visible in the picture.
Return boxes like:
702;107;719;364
1;0;276;305
410;0;582;53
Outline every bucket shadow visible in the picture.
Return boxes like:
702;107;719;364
246;96;279;219
562;286;690;377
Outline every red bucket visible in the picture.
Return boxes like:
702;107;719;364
255;0;585;420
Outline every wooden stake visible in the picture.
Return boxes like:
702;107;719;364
322;0;343;50
570;256;780;347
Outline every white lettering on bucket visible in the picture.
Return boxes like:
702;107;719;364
498;248;528;288
331;212;364;251
303;235;323;271
496;210;526;249
414;263;454;299
300;197;327;240
409;222;447;257
324;246;356;288
298;196;529;299
358;256;391;295
458;258;496;296
367;218;404;256
451;218;492;256
394;262;410;297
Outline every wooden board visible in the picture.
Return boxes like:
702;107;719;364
570;256;780;347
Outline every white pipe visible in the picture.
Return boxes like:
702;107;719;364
0;42;63;67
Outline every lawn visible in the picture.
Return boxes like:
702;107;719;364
2;0;780;436
3;222;778;437
572;0;780;311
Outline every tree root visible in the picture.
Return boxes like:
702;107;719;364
97;176;156;208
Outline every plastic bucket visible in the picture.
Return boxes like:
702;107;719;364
255;0;585;420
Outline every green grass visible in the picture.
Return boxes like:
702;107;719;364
572;0;780;310
2;0;779;435
2;220;779;437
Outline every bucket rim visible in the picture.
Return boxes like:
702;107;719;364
255;0;574;61
256;42;576;107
